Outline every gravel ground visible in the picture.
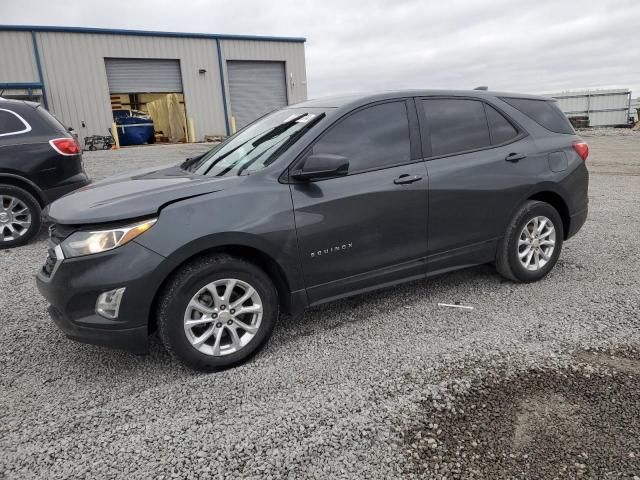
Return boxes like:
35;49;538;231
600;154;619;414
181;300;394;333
1;132;639;479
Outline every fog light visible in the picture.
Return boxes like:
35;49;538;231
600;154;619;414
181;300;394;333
96;288;126;319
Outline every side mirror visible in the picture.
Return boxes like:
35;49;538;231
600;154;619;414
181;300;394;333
291;154;349;181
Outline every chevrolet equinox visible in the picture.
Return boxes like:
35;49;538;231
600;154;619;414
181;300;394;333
36;90;589;371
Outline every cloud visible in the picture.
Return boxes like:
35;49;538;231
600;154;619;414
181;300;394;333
2;0;639;98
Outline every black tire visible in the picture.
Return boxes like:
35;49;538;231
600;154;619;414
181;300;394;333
0;185;42;249
157;254;279;371
496;200;564;283
89;145;97;151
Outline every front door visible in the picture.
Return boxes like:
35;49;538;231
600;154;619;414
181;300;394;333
289;100;429;304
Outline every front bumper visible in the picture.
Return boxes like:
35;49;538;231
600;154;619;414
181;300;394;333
36;240;166;354
47;305;149;354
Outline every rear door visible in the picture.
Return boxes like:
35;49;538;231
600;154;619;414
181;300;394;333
417;97;542;273
289;99;429;304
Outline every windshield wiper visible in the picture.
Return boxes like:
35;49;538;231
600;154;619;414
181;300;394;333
180;153;204;170
237;113;326;175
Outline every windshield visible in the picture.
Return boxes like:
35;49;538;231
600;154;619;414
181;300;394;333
183;108;326;176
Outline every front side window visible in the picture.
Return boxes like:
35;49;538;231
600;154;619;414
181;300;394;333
422;99;491;156
310;101;411;174
0;109;31;137
184;108;325;176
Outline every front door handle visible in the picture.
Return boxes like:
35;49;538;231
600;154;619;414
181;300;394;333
394;174;423;185
505;152;527;162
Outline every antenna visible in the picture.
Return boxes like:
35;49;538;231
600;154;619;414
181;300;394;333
474;86;488;91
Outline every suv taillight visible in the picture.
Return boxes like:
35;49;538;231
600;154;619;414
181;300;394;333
49;138;81;156
572;141;589;161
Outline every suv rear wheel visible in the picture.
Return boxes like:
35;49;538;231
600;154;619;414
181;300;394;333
496;200;564;283
0;185;42;249
157;254;279;371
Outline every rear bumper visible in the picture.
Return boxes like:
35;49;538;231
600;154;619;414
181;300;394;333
42;173;90;204
567;205;588;239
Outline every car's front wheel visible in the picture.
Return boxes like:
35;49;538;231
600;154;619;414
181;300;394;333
157;254;279;371
496;200;564;283
0;185;42;249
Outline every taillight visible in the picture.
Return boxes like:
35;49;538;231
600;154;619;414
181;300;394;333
49;138;81;156
572;141;589;161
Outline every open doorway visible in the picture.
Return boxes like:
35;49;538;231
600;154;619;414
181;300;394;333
110;92;187;145
105;58;188;146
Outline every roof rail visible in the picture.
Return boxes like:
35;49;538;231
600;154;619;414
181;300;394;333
474;86;489;91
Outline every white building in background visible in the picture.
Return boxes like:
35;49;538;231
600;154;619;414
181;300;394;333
630;97;640;122
545;89;632;127
0;25;308;143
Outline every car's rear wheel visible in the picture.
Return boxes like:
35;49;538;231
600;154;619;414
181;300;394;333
157;254;279;371
0;185;41;249
496;200;564;283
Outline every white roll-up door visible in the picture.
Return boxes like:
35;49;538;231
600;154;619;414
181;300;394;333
227;61;287;129
104;58;183;93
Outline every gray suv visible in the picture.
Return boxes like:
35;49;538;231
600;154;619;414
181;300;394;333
36;90;589;371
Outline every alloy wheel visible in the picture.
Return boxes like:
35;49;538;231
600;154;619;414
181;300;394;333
0;195;32;243
183;278;263;356
517;215;556;271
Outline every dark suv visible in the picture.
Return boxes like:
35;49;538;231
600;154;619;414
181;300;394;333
0;98;89;247
36;90;589;371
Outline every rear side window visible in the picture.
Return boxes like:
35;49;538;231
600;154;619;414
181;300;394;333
0;109;30;136
484;104;519;144
500;97;574;134
311;101;411;174
422;99;490;156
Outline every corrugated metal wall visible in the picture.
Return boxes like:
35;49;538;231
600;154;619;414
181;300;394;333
35;32;226;142
0;29;307;142
0;31;39;83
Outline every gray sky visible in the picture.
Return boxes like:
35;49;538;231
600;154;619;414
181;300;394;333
3;0;639;98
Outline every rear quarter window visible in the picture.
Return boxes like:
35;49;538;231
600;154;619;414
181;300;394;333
500;97;574;134
484;104;519;144
0;109;31;136
37;107;69;134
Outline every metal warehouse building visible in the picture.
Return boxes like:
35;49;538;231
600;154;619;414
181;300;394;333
545;89;632;127
0;25;307;143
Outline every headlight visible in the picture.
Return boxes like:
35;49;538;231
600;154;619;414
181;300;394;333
61;218;157;258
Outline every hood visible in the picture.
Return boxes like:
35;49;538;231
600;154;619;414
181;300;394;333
46;164;238;225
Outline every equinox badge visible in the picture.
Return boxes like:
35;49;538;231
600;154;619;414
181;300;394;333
310;243;353;258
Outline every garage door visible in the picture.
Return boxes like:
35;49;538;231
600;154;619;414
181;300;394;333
104;58;183;93
227;61;287;129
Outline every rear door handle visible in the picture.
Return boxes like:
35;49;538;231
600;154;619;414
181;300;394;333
394;174;423;185
505;152;527;162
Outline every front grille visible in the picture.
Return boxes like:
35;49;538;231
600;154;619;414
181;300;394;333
42;247;58;276
41;223;74;278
